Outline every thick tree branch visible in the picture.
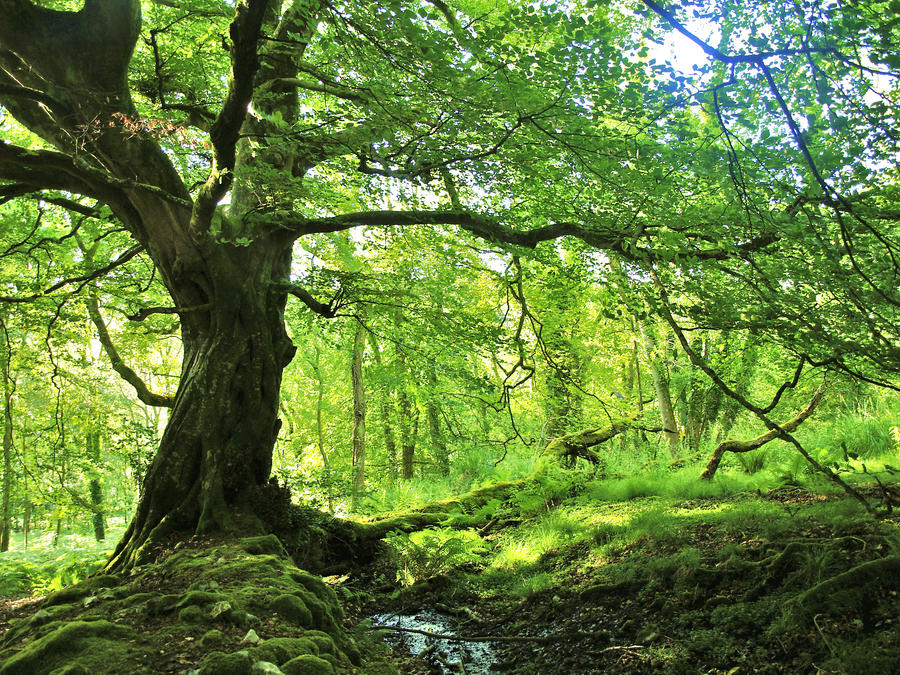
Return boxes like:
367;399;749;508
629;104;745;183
543;419;661;464
274;282;343;318
86;295;175;408
193;0;270;231
0;140;190;211
271;209;775;261
126;304;210;322
700;386;825;480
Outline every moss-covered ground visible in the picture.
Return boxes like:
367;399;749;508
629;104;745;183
1;473;898;673
357;474;900;674
0;533;396;674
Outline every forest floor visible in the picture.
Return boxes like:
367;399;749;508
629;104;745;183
1;475;898;674
350;478;900;674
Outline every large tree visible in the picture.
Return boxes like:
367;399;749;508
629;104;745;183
0;0;897;568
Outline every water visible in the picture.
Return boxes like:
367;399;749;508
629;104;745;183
372;608;500;674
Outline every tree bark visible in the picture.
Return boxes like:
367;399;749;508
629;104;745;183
0;1;314;569
543;419;646;465
370;336;398;478
641;324;679;453
425;368;449;476
350;322;366;511
700;386;825;480
1;334;13;553
87;431;105;542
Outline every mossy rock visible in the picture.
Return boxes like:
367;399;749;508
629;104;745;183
272;594;313;627
249;637;317;664
223;608;256;629
242;535;286;556
251;662;284;674
302;631;336;655
339;636;361;666
200;629;228;649
179;604;207;624
281;654;334;675
0;620;136;675
146;593;182;615
198;649;253;675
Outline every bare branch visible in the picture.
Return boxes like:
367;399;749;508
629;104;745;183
701;386;825;479
0;245;144;303
126;304;210;322
86;295;175;408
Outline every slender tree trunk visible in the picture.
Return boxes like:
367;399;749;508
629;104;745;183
425;368;449;476
395;345;419;480
350;323;366;511
641;325;679;454
312;346;330;472
398;387;419;481
23;499;30;550
370;336;398;478
1;356;12;552
87;431;105;541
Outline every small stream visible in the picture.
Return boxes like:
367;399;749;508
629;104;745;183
372;609;501;674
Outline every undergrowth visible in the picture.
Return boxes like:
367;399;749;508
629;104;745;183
0;529;121;597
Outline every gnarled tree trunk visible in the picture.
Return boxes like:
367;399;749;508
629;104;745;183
110;237;296;567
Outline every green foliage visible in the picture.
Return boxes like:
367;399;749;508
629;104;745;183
0;529;119;596
382;528;486;586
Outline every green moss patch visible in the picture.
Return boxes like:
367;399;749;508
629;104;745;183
281;654;334;675
0;621;138;675
0;534;372;674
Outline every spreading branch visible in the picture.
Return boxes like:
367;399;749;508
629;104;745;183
86;295;175;408
192;0;270;230
0;245;144;303
700;386;825;480
272;209;775;262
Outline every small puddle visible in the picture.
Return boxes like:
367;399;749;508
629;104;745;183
372;609;500;674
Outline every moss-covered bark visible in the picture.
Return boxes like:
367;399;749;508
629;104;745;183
700;387;824;480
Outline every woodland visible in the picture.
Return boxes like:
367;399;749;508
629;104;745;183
0;0;898;673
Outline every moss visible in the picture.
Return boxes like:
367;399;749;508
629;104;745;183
120;592;158;608
272;594;313;627
303;631;336;655
0;621;136;675
176;590;230;608
281;654;335;675
226;608;255;628
249;637;317;664
785;555;900;623
200;629;228;649
179;604;207;624
49;665;91;675
198;650;253;675
146;593;182;615
340;636;362;666
241;534;286;556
